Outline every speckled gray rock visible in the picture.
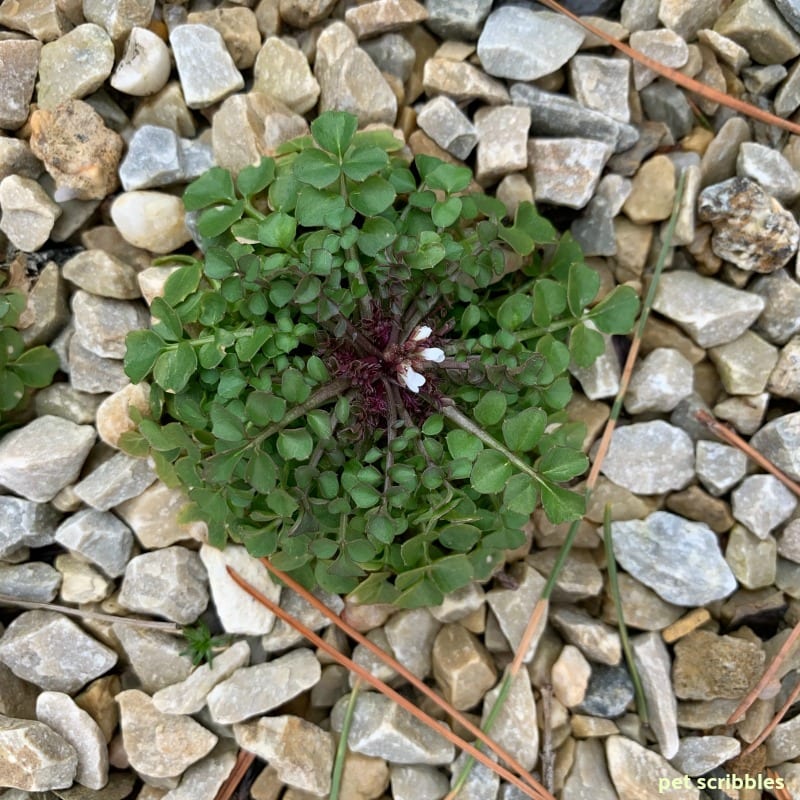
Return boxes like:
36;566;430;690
62;249;141;300
725;523;777;588
67;337;130;394
361;32;415;81
474;105;530;184
384;608;441;679
699;177;800;273
477;6;584;81
528;137;612;209
714;0;800;64
632;633;678;758
0;496;60;559
672;629;765;700
423;57;509;105
737;142;800;204
0;38;40;129
511;83;639;153
652;270;765;347
390;764;450;800
571;174;632;256
54;508;133;578
576;663;634;719
0;416;95;503
0;562;60;603
732;474;798;538
199;544;281;635
624;348;694;414
71;291;149;358
0;716;77;792
36;691;107;790
118;546;208;624
112;624;193;694
0;136;42;181
709;330;779;394
611;512;738;606
606;736;699;800
110;26;171;96
0;610;117;693
34;383;103;425
253;37;319;115
750;411;800;480
695;441;748;496
423;0;491;39
449;750;499;800
207;649;321;724
153;640;250;715
315;22;397;125
416;95;477;160
330;691;455;764
597;421;694;494
235;715;334;796
117;689;218;779
170;24;244;109
551;606;621;665
0;174;61;252
629;28;689;90
36;24;115;109
569;55;630;123
671;736;741;776
73;452;157;511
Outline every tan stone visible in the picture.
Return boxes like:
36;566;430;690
95;382;150;448
665;486;735;533
432;623;497;710
552;645;591;707
623;155;676;223
662;608;711;644
187;7;261;69
74;675;120;743
345;0;427;38
253;37;319;114
338;751;390;800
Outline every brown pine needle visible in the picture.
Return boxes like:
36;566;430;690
727;617;800;726
214;749;255;800
767;767;793;800
226;565;554;800
695;409;800;499
537;0;800;137
741;673;800;756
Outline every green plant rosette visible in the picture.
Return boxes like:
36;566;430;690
121;111;639;607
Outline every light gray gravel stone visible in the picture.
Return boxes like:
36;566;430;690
169;24;244;109
391;764;450;800
639;80;694;140
775;58;800;116
474;104;530;184
652;270;765;348
330;691;455;764
117;689;218;779
67;337;130;394
0;562;60;603
384;608;441;680
261;586;344;654
695;441;748;496
571;174;632;257
199;544;280;636
54;508;134;578
0;38;40;130
698;28;751;71
660;0;723;40
629;28;689;90
632;633;678;758
709;330;779;394
611;511;738;606
0;496;61;559
62;248;141;300
621;0;659;31
83;0;154;43
253;37;319;115
512;83;639;153
424;0;491;39
715;0;800;64
751;269;800;344
737;141;800;203
766;707;800;763
36;691;108;790
769;335;800;399
551;606;622;666
750;411;800;479
118;546;208;624
361;32;415;81
569;55;631;123
160;744;237;800
234;715;334;796
477;6;584;81
731;474;798;538
450;750;499;800
207;649;321;724
0;174;61;252
597;420;694;494
528;137;612;209
153;640;251;716
0;716;77;792
0;416;95;503
624;348;694;414
36;24;115;109
74;452;157;511
671;736;741;776
416;95;477;160
72;291;149;358
423;56;509;105
563;738;617;800
0;610;117;693
112;624;194;694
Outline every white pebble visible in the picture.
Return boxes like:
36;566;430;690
110;191;191;254
111;27;172;96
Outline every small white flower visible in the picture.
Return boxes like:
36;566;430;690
412;325;433;342
398;363;426;393
421;347;445;363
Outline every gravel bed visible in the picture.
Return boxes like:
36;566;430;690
1;0;800;798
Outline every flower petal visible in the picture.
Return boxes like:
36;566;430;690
399;363;426;393
421;347;445;363
412;325;432;342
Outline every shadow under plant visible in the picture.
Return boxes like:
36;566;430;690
121;111;639;607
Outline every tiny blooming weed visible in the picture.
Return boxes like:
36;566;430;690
121;112;639;607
